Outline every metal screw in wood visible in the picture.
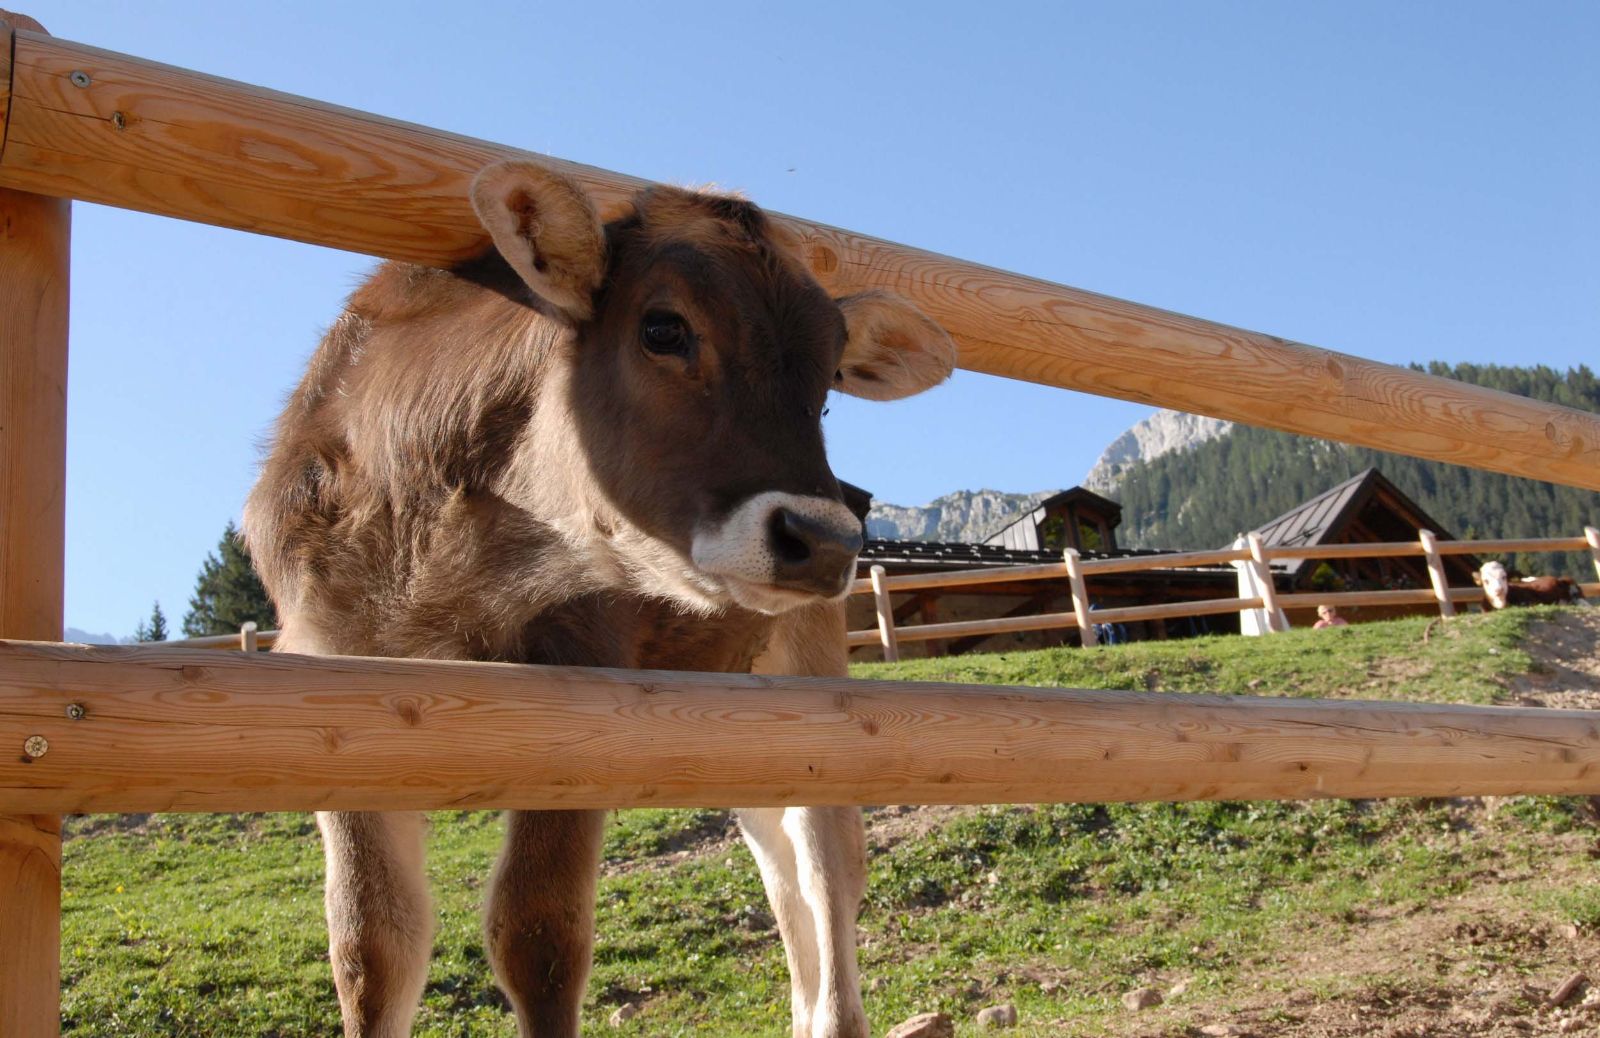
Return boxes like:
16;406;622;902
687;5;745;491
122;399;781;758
22;736;48;759
69;70;91;87
65;704;85;721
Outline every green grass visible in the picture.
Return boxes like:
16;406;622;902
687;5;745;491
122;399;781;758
852;607;1539;705
59;607;1597;1036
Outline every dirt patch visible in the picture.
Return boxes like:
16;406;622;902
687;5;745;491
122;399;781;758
865;804;974;856
600;810;740;877
1078;833;1600;1037
1510;609;1600;710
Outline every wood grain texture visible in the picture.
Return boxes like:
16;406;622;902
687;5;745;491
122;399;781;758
0;160;66;1033
0;20;12;159
0;811;59;1034
3;639;1600;812
0;29;1597;489
1588;528;1600;584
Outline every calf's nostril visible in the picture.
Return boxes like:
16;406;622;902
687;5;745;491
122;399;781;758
769;510;813;565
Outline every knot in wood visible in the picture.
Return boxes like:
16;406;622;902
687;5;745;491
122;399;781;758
808;244;839;275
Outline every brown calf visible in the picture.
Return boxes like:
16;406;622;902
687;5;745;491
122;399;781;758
244;161;954;1037
1474;561;1583;609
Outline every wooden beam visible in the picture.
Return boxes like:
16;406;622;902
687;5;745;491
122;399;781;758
1432;537;1588;556
0;18;67;1019
0;26;1596;489
1277;589;1440;610
1246;533;1289;633
1259;541;1428;561
1087;595;1263;626
1078;547;1250;576
1065;550;1097;647
3;640;1600;811
1417;530;1456;619
851;603;1079;646
914;594;946;657
869;565;899;663
850;562;1067;595
946;590;1057;656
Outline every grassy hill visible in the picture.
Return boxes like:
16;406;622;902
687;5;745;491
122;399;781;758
60;609;1600;1036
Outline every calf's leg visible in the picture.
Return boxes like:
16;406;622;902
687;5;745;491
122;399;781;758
740;806;869;1038
485;809;607;1037
318;810;434;1038
746;601;870;1038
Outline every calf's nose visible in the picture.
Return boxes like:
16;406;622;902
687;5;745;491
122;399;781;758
768;507;863;595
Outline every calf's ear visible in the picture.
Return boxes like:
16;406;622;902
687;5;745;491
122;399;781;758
470;161;606;323
834;291;957;401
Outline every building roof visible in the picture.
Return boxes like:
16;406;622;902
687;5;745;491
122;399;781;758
859;539;1232;575
982;487;1124;550
1249;468;1471;580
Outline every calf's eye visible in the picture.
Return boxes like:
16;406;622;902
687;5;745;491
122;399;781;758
641;312;692;356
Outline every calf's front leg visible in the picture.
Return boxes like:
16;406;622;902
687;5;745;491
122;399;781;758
318;810;434;1038
745;601;870;1038
485;809;607;1037
739;806;869;1038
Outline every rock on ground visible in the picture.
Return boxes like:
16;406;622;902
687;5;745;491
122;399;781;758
976;1002;1018;1028
1122;986;1164;1011
885;1011;955;1038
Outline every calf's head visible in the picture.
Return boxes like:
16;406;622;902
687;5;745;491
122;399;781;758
1477;560;1510;608
471;161;954;614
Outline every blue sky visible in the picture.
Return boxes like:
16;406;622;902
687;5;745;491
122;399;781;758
27;1;1598;638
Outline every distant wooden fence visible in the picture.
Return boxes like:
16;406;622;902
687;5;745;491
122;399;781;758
851;527;1600;661
3;10;1600;1033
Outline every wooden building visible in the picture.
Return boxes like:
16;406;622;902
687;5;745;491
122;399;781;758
1250;468;1480;626
846;467;1479;658
847;484;1240;657
982;487;1124;552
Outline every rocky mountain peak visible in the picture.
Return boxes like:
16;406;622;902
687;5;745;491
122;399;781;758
866;488;1061;544
1083;409;1233;494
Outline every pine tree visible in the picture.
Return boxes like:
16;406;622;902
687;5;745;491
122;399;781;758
132;601;168;642
1109;363;1600;576
182;522;279;637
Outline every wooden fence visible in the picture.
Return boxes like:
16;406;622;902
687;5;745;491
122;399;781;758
2;11;1599;1033
853;528;1600;660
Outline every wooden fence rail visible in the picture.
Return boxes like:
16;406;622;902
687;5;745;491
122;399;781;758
3;10;1600;1032
4;639;1600;814
851;527;1600;652
2;17;1600;491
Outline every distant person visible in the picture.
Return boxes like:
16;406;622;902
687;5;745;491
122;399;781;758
1313;604;1349;629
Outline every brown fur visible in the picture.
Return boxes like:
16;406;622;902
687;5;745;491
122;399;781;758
246;162;952;1037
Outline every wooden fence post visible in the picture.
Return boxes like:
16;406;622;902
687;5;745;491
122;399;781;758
1417;529;1456;618
1246;533;1289;633
869;565;899;663
1586;526;1600;586
0;176;69;1035
1064;550;1097;647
